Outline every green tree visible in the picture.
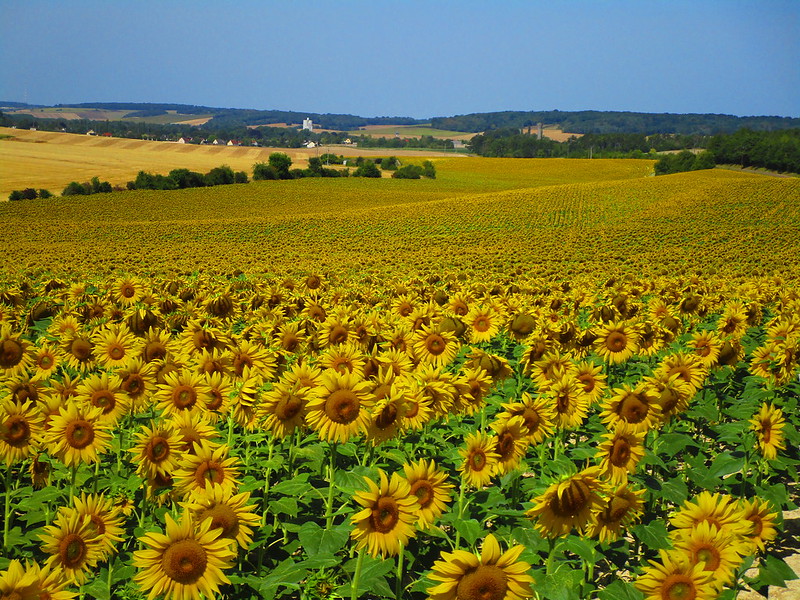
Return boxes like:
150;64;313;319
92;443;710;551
392;165;422;179
205;165;235;186
234;171;249;184
169;168;206;188
38;189;53;199
62;181;88;196
8;190;23;201
422;160;436;178
268;152;293;179
354;160;381;178
253;162;278;180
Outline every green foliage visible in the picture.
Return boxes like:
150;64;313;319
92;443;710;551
252;162;278;180
168;168;206;189
422;160;436;178
391;165;422;179
654;150;716;175
379;156;399;170
353;160;381;178
268;152;293;179
204;165;235;186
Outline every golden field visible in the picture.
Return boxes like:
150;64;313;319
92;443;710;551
0;127;463;199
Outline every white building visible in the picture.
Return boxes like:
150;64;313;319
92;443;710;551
302;118;313;131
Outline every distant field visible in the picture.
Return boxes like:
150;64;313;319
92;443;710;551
349;124;478;140
0;127;464;197
5;107;213;125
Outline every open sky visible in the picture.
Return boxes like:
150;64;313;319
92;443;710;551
1;0;798;119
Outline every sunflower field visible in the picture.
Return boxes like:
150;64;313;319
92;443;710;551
0;159;799;600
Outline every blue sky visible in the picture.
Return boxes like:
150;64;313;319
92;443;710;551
1;0;798;118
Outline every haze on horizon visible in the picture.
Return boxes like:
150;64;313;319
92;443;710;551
1;0;798;120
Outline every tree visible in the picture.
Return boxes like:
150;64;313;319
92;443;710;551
422;160;436;178
62;181;88;196
234;171;249;184
20;188;38;200
268;152;293;179
204;165;235;186
169;168;206;188
692;151;715;170
253;162;278;180
380;156;399;170
8;190;23;201
392;165;422;179
38;189;53;199
354;160;381;178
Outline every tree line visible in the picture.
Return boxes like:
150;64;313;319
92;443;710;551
6;154;435;200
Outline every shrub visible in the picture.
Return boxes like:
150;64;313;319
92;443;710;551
20;188;38;200
205;165;235;186
253;162;278;180
38;189;53;199
8;190;23;201
392;165;423;179
62;181;88;196
422;160;436;178
169;169;206;189
234;171;249;184
354;160;381;178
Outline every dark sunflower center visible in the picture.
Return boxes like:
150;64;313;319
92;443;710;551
370;496;399;533
172;385;197;409
761;421;772;443
328;325;349;345
695;546;720;571
605;331;628;353
398;302;413;317
606;496;632;522
65;420;95;449
324;389;360;424
496;432;515;460
193;330;216;351
410;480;433;508
660;388;680;413
59;533;88;569
71;339;93;361
474;316;491;333
609;438;632;467
200;504;239;539
109;345;125;360
89;514;107;536
663;576;696;600
748;516;764;536
282;334;299;352
196;461;225;487
550;479;591;517
206;389;224;411
522;408;540;432
39;354;54;369
619;394;649;423
556;392;571;413
233;354;253;377
577;374;595;393
469;449;487;471
4;416;31;446
405;400;419;419
276;395;303;420
147;436;171;463
455;564;508;600
375;403;398;430
92;390;116;413
122;373;144;396
144;341;167;362
425;334;446;356
120;284;136;298
0;339;24;368
162;539;208;584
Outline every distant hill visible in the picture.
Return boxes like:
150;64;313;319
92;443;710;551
430;110;800;135
2;102;799;136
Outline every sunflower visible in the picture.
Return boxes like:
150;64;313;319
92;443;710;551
453;366;493;415
281;361;324;390
111;276;144;306
0;323;32;378
169;410;219;454
47;313;82;340
427;533;534;600
489;416;529;475
17;560;76;600
530;350;576;392
411;324;460;368
458;431;500;489
414;365;458;416
230;374;263;430
636;322;667;357
496;392;556;445
306;370;374;443
39;509;103;584
464;349;514;384
92;323;143;370
0;560;40;600
738;497;778;553
0;398;43;466
655;353;707;393
670;521;747;591
596;423;646;484
594;321;639;364
716;303;748;338
275;321;306;355
350;469;418;557
465;304;502;343
154;369;210;419
30;341;61;380
402;459;453;529
635;549;716;600
366;387;409;445
600;383;661;433
74;372;129;425
118;357;157;412
181;487;261;550
230;338;276;380
376;347;415;377
30;452;52;488
526;468;604;538
688;331;722;368
644;372;693;424
548;375;591;430
179;321;229;358
573;360;607;404
670;491;750;538
141;328;179;364
71;493;126;560
397;377;434;430
317;342;366;375
260;380;308;439
193;348;232;378
133;510;235;600
318;313;353;348
588;483;645;543
59;333;96;373
174;440;242;500
45;403;111;467
749;403;786;460
131;422;185;478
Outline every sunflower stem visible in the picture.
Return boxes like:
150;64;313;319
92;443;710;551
93;457;100;494
453;478;466;549
350;547;366;600
326;442;338;530
226;414;235;451
545;536;558;575
395;542;405;600
106;557;114;597
2;466;11;553
69;464;78;501
261;436;275;527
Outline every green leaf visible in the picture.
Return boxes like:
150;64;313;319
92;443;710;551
659;478;688;507
708;453;743;479
270;473;311;497
341;553;395;598
268;496;298;518
258;558;307;596
749;554;798;588
563;536;597;563
81;574;111;600
111;564;136;585
299;553;341;570
534;564;582;600
598;580;643;600
656;432;698;458
631;520;670;550
298;521;350;557
453;519;484;547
